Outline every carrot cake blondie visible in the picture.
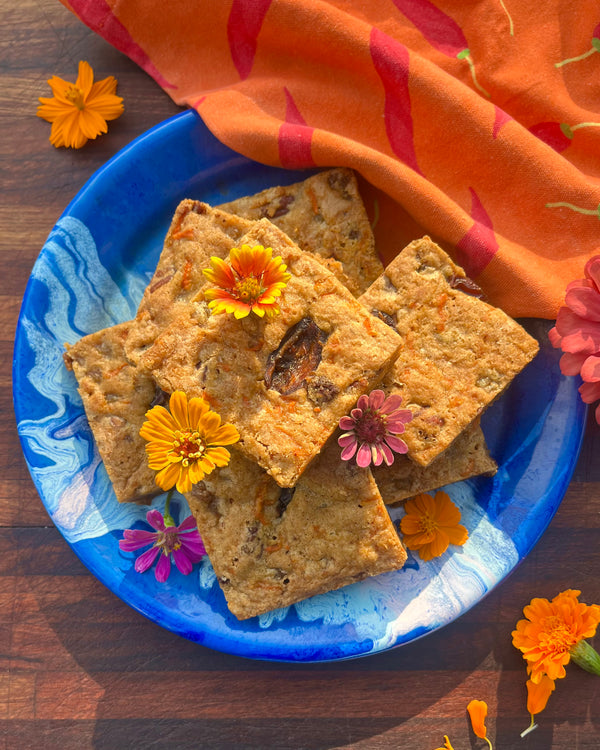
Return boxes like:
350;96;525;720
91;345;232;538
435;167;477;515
219;168;383;296
63;321;163;504
359;236;539;466
372;420;497;506
186;439;407;620
142;219;402;487
125;200;256;367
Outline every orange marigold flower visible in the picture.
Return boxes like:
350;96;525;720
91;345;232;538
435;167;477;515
203;244;291;319
399;491;468;562
139;391;239;494
511;589;600;684
467;699;493;749
37;60;123;149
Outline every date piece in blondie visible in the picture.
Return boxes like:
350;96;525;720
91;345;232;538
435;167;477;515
219;168;383;297
186;440;407;620
142;219;402;487
372;420;497;506
63;322;163;504
125;200;255;367
359;237;539;466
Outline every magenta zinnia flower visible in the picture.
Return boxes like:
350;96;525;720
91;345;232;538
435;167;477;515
338;389;413;468
549;255;600;424
119;509;206;583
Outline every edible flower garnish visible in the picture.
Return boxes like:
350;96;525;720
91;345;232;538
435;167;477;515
549;255;600;424
119;501;205;583
399;491;468;562
512;590;600;735
467;700;493;749
37;60;123;149
338;389;412;467
512;589;600;684
203;244;291;319
140;390;239;494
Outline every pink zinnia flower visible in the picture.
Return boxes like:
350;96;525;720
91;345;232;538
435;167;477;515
119;509;206;583
338;389;413;468
549;255;600;424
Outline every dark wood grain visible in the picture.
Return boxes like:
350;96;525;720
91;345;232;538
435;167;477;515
2;1;600;748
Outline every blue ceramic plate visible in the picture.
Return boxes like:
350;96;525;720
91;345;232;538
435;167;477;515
13;110;586;662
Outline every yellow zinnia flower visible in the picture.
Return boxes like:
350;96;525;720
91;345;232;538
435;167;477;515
203;244;291;319
399;491;468;562
511;589;600;683
37;60;124;149
140;391;240;494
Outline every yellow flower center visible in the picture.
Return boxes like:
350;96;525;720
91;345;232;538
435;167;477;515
543;615;576;652
418;513;439;535
234;275;264;304
64;84;85;110
172;430;205;467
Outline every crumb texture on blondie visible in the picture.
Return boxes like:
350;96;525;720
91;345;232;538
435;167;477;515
359;237;539;466
125;200;255;367
219;168;383;296
187;440;407;620
372;420;497;506
144;219;402;487
63;321;162;504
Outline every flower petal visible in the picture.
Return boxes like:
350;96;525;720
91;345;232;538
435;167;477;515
172;547;194;575
356;442;372;467
368;389;386;409
134;545;160;573
340;440;358;461
555;307;600;354
565;284;600;322
154;552;171;582
585;255;600;291
384;434;409;454
467;700;488;740
580;354;600;382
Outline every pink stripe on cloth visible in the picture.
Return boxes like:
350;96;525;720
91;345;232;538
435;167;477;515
227;0;273;80
66;0;177;89
278;88;315;168
455;188;499;278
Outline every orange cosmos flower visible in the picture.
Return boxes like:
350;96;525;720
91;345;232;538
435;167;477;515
399;491;468;562
467;700;493;749
37;60;123;149
203;244;291;319
511;589;600;684
140;391;239;494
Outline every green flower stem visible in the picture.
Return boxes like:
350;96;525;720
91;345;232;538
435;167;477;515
163;489;176;528
520;716;538;738
457;49;491;98
570;121;600;132
570;639;600;676
546;201;600;218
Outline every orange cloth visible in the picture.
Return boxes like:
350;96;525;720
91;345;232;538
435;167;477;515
61;0;600;318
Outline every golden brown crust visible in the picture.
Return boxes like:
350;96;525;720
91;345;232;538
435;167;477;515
359;237;539;466
186;439;407;620
63;322;160;504
219;168;383;296
372;419;497;506
144;219;402;487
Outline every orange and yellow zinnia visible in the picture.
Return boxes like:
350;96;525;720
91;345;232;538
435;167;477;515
399;491;468;562
203;244;291;319
511;589;600;684
37;60;123;149
139;391;239;494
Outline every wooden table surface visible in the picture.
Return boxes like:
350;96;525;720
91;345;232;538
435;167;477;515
3;2;600;749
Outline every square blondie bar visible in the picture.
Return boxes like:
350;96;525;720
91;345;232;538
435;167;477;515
125;200;255;367
372;420;497;506
141;218;402;487
359;237;539;466
63;322;162;504
186;439;407;620
219;168;383;296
